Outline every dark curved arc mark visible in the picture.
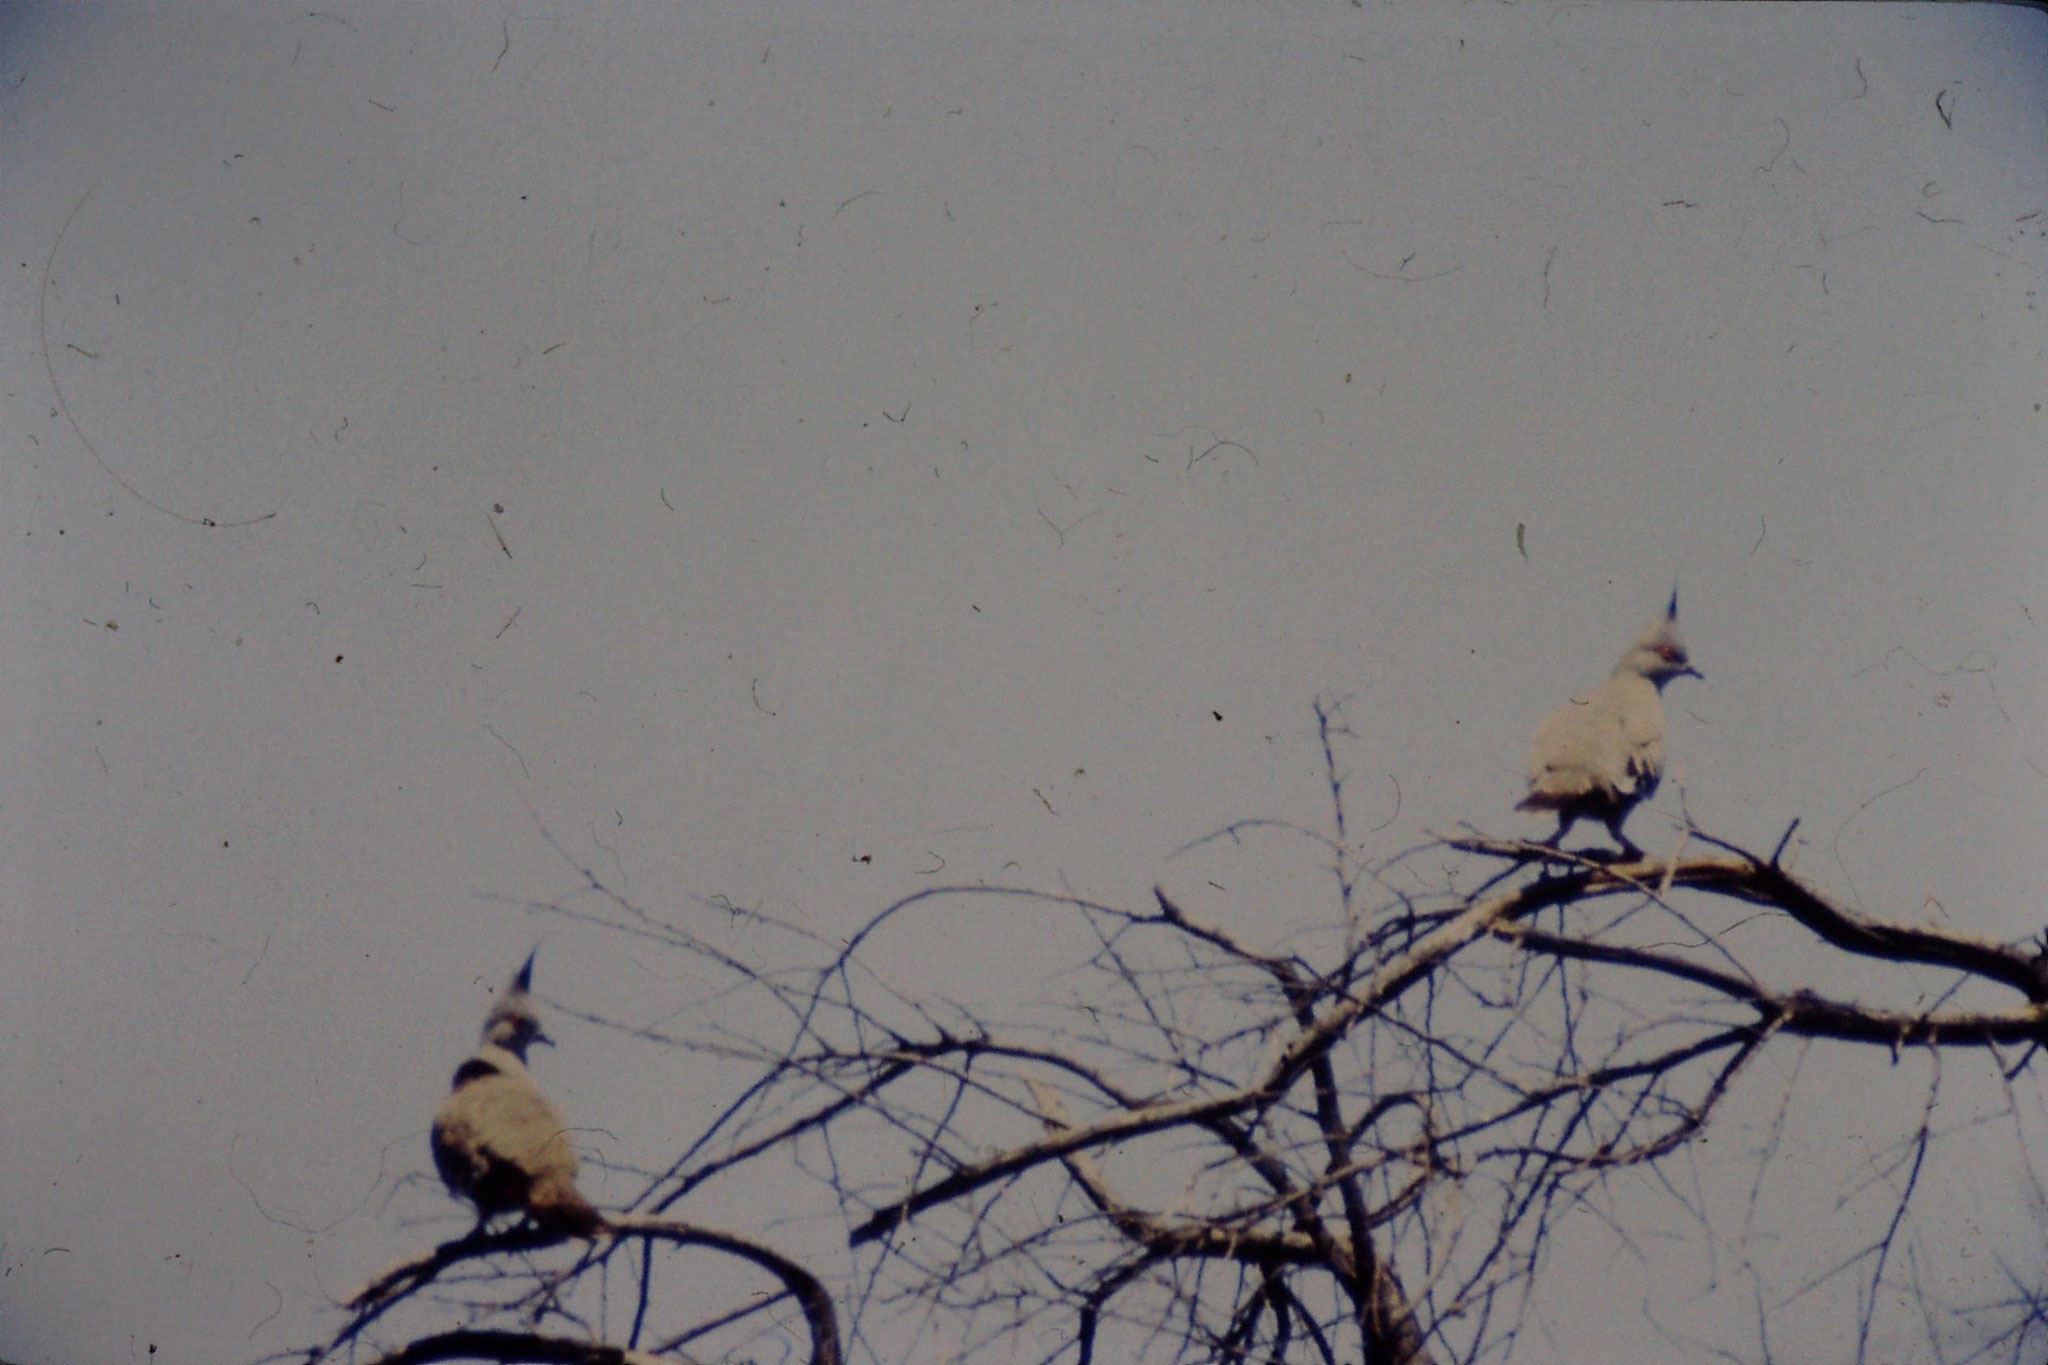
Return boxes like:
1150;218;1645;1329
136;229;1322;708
40;186;277;529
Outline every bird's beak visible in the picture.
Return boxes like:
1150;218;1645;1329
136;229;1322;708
1681;665;1703;681
533;1028;556;1048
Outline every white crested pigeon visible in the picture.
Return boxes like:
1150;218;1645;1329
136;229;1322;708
1516;588;1701;859
431;949;605;1237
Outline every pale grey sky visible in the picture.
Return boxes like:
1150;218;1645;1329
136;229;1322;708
2;4;2046;1362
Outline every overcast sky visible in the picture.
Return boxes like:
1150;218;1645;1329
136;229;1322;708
2;4;2046;1362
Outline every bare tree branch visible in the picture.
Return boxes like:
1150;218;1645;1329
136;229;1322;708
307;718;2048;1365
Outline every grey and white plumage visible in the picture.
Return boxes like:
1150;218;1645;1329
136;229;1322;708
431;950;605;1237
1516;588;1701;859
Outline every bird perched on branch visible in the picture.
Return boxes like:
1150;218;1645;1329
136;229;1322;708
1517;588;1701;859
431;949;606;1238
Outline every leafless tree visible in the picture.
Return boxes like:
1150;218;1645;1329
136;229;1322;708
289;699;2048;1365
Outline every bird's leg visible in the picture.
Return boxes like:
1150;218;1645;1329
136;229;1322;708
1520;814;1575;870
1604;814;1643;861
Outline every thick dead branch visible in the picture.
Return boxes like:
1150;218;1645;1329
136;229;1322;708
607;1217;839;1365
354;1329;662;1365
329;1218;837;1365
1451;837;2046;1001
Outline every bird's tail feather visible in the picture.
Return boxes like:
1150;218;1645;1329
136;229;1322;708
530;1178;608;1238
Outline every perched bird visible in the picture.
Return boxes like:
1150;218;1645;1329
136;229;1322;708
1517;588;1701;859
431;949;606;1238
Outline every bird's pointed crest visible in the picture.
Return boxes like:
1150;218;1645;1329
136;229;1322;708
1666;582;1680;622
510;946;539;997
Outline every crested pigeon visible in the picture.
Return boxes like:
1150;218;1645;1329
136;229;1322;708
431;949;606;1237
1516;589;1701;859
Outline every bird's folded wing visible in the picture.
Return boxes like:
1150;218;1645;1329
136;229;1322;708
434;1073;579;1187
1611;675;1667;795
1523;688;1632;803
